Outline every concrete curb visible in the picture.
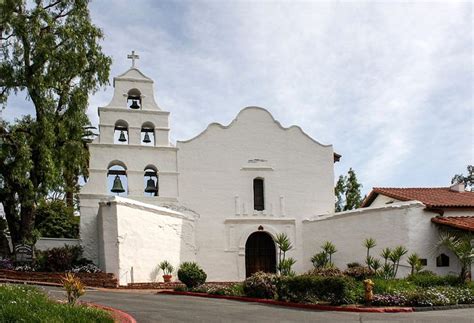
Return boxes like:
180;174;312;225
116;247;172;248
82;302;137;323
158;291;414;313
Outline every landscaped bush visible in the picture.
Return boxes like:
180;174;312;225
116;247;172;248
278;274;355;305
243;271;279;299
34;245;95;272
177;262;207;288
372;293;408;307
0;284;113;322
306;267;344;277
407;272;461;288
70;263;102;274
190;283;245;296
404;287;474;307
35;245;91;272
0;258;14;270
372;278;416;295
344;265;374;281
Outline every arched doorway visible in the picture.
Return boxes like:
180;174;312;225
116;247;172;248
245;232;276;277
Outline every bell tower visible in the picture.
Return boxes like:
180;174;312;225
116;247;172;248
79;52;179;262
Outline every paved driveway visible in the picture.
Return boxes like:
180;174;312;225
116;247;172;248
41;286;474;323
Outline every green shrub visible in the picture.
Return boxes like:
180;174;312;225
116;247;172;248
306;267;344;277
403;287;474;306
408;273;462;287
278;275;355;305
0;284;113;322
344;265;374;281
372;278;416;294
243;271;279;299
189;283;245;296
177;262;207;288
36;245;90;272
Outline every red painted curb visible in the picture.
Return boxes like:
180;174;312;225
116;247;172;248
158;291;414;313
82;302;137;323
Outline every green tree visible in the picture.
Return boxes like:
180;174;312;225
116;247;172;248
35;200;79;238
334;175;345;212
452;165;473;191
0;0;111;247
334;168;363;211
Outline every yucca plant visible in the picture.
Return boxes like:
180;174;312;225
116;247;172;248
363;238;377;258
436;232;474;282
321;241;337;265
389;245;408;278
274;233;294;275
407;253;422;275
159;260;174;275
61;273;85;305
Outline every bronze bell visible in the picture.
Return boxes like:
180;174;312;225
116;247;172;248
111;175;125;193
145;178;158;194
130;100;140;109
118;130;127;142
143;131;151;143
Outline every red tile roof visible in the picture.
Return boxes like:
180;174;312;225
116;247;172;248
431;216;474;232
362;187;474;208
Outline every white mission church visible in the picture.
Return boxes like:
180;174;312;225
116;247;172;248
79;54;474;285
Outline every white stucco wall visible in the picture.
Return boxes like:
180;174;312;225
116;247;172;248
369;194;401;207
97;197;195;285
303;202;461;277
177;107;336;281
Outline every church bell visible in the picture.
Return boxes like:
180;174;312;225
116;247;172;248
130;100;140;109
111;175;125;193
145;178;158;194
143;131;151;143
118;130;127;142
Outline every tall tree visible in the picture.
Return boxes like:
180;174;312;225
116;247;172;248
451;165;473;191
334;168;363;211
0;0;111;247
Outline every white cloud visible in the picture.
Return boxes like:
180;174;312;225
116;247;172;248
3;1;472;192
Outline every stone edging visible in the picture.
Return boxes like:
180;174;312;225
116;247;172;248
158;291;414;313
81;301;137;323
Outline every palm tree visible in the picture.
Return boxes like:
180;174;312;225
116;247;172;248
436;232;474;282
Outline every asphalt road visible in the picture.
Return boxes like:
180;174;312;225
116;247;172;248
40;286;474;323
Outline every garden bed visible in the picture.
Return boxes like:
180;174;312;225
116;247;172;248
158;290;414;313
0;269;118;288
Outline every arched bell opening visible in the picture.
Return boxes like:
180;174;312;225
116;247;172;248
127;88;142;109
144;165;159;197
245;231;276;278
107;163;128;196
141;122;155;146
114;120;129;144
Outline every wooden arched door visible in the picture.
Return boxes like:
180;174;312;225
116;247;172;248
245;232;276;277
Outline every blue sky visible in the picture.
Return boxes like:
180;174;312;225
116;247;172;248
3;0;473;194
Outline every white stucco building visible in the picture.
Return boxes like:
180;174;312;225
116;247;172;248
79;58;474;285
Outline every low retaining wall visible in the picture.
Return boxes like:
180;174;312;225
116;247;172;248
0;270;118;288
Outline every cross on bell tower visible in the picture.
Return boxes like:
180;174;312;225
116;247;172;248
127;50;140;68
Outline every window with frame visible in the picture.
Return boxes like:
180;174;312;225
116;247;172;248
253;178;264;211
436;253;449;267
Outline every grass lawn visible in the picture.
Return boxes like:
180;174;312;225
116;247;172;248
0;284;113;323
